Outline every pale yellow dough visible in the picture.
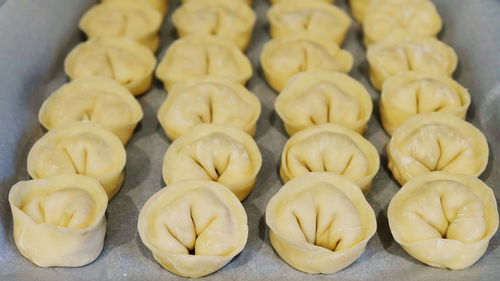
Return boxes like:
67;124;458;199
39;77;143;144
363;0;442;45
163;124;262;201
349;0;371;22
102;0;168;16
380;71;471;135
156;35;252;90
65;37;156;95
261;35;353;92
8;175;108;267
266;172;376;274
182;0;252;5
275;71;372;135
367;31;457;90
388;172;499;270
80;0;162;51
138;180;248;278
280;124;379;194
27;122;126;199
157;76;261;140
267;0;351;45
173;0;256;50
387;113;489;185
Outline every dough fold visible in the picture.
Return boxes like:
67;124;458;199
266;172;376;274
388;172;498;269
138;180;248;278
9;175;108;267
387;113;489;185
280;124;379;193
27;122;126;199
157;76;261;140
39;77;143;144
163;124;262;200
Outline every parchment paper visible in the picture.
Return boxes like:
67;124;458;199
0;0;499;280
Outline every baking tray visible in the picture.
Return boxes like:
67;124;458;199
1;0;499;280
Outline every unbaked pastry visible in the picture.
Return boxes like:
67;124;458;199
267;0;351;45
173;0;256;50
387;113;489;185
380;71;471;135
138;180;248;278
80;0;162;51
156;35;252;90
275;71;372;135
65;37;156;95
9;175;107;267
349;0;371;22
163;124;262;201
102;0;168;16
388;172;498;270
27;122;126;199
157;76;261;140
266;172;376;274
367;31;457;90
280;124;379;193
39;77;143;144
363;0;442;45
261;35;353;92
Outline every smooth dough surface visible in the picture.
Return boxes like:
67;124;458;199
80;1;162;51
157;76;261;140
280;124;379;193
163;124;262;201
387;113;489;185
388;172;499;269
27;122;126;199
380;71;470;135
8;175;108;267
275;71;372;135
363;0;442;45
349;0;371;22
156;35;252;90
261;35;353;92
266;172;376;274
39;77;143;144
138;180;248;278
268;0;351;45
102;0;168;15
65;37;156;95
367;31;457;90
173;0;256;50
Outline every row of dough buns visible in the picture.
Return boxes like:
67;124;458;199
353;1;497;270
262;0;353;92
66;0;167;96
8;0;169;267
263;1;379;275
9;121;126;266
139;0;258;277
